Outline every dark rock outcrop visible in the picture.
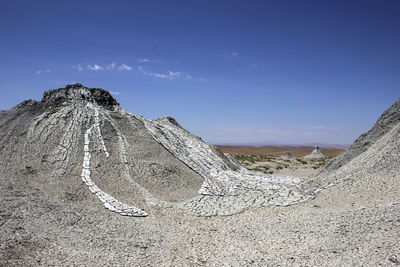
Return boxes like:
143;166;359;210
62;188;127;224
42;83;119;110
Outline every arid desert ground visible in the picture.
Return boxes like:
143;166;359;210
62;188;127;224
218;145;344;177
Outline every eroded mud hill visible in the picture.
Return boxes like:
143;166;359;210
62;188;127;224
318;99;400;176
1;85;399;266
315;98;400;187
0;84;315;217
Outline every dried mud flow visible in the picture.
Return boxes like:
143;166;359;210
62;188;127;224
0;84;399;266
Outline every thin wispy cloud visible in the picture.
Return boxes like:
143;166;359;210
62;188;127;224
138;58;162;63
232;51;239;56
150;72;169;79
168;71;180;77
107;62;117;70
118;64;132;71
36;69;51;74
139;66;192;80
73;64;83;71
84;63;132;71
87;64;103;71
78;62;196;80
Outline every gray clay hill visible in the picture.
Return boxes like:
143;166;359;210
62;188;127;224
0;84;314;217
313;98;400;187
317;99;400;177
280;151;294;159
304;147;327;159
1;85;399;266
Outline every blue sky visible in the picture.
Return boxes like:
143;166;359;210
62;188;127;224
0;0;399;145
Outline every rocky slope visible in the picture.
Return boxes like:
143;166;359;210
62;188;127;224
318;99;400;176
315;98;400;187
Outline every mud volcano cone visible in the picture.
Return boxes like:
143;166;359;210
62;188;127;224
280;152;294;159
304;146;327;159
0;84;314;217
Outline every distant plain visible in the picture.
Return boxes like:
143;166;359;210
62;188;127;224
217;145;345;157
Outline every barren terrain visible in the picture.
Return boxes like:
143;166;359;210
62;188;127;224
217;145;344;157
217;146;344;177
1;85;398;266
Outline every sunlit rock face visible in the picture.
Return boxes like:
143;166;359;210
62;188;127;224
0;84;315;217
